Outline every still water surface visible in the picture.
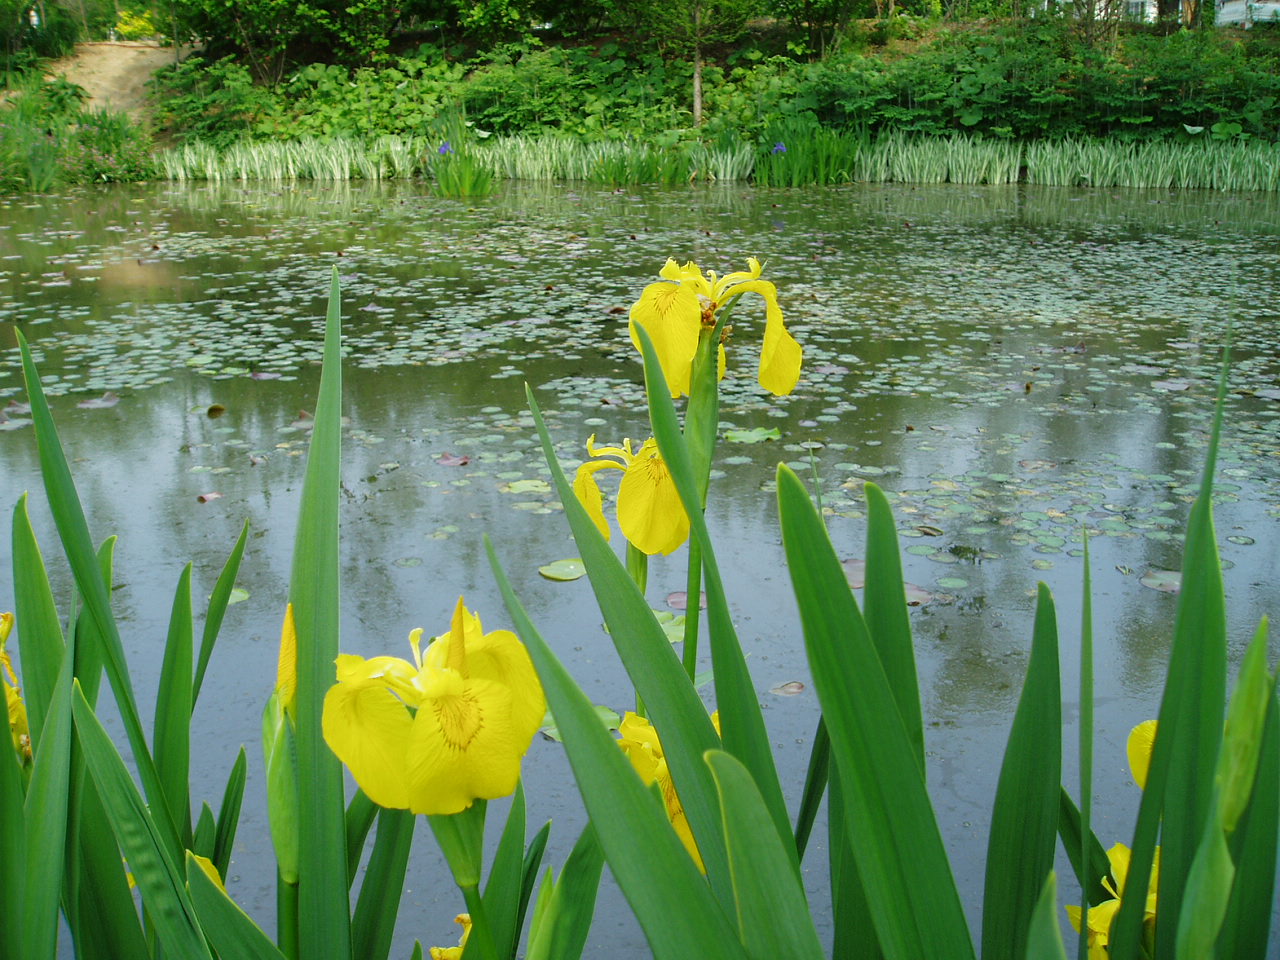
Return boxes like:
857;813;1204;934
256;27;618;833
1;180;1278;956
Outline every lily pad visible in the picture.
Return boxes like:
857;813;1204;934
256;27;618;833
1139;569;1181;593
539;558;585;581
226;587;250;605
724;426;781;443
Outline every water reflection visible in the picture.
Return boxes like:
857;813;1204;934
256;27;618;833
1;180;1277;956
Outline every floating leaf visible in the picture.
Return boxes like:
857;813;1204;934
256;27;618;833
724;426;782;444
77;392;120;409
1139;569;1182;592
935;577;969;589
207;404;226;418
539;558;586;581
226;587;250;605
769;681;806;696
503;478;552;495
665;591;706;610
842;559;866;589
436;452;470;466
197;492;223;503
904;583;934;606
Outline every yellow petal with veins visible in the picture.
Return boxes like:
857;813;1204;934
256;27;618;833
407;674;522;814
321;678;413;809
1127;719;1156;790
617;439;689;556
629;282;701;398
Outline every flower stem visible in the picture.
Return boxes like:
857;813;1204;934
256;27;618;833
625;542;648;595
277;871;299;960
461;883;500;960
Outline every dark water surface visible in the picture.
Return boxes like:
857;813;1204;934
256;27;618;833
2;180;1278;956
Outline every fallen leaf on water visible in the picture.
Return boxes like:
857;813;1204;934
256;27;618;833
436;452;470;466
196;492;222;503
842;558;866;588
666;591;707;610
78;392;119;409
1139;570;1181;593
769;681;806;696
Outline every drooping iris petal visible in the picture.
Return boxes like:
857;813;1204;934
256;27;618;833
321;675;413;809
723;278;802;396
617;439;690;556
1127;719;1157;790
572;458;623;542
629;281;701;398
407;673;523;815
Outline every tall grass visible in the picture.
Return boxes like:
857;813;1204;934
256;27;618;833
155;133;1280;192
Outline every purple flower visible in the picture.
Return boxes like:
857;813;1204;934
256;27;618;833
438;141;453;155
771;142;787;154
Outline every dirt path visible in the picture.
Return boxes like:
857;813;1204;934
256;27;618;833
45;41;187;120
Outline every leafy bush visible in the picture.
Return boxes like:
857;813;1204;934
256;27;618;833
150;56;276;147
0;76;154;193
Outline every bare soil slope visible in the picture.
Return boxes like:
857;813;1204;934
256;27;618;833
45;41;182;120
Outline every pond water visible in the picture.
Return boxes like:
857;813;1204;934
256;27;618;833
2;180;1278;957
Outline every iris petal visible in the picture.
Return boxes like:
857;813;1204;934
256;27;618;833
617;439;690;556
321;678;413;809
629;282;701;398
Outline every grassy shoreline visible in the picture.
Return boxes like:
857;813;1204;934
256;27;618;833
154;132;1280;191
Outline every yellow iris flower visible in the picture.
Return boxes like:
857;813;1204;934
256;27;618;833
322;598;545;816
628;257;802;398
1067;720;1160;953
572;435;689;556
617;711;719;872
0;612;30;766
429;913;472;960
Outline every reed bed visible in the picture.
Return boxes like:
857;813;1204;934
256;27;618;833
156;134;1280;192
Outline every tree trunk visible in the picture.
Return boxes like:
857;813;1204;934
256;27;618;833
693;48;703;126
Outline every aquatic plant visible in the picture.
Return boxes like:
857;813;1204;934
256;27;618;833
0;261;1273;960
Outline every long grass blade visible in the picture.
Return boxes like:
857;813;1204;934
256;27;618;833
1025;874;1070;960
214;746;248;878
351;808;414;960
776;466;973;960
70;683;213;959
525;825;602;960
635;323;795;867
1216;674;1278;958
345;788;378;885
186;852;287;960
524;386;731;896
289;267;352;959
982;584;1062;960
16;331;180;857
21;631;73;960
1076;535;1094;960
483;782;528;960
1056;790;1112;907
193;520;249;704
705;749;826;959
1111;358;1229;959
10;494;64;746
863;485;924;769
155;563;195;843
486;536;748;960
